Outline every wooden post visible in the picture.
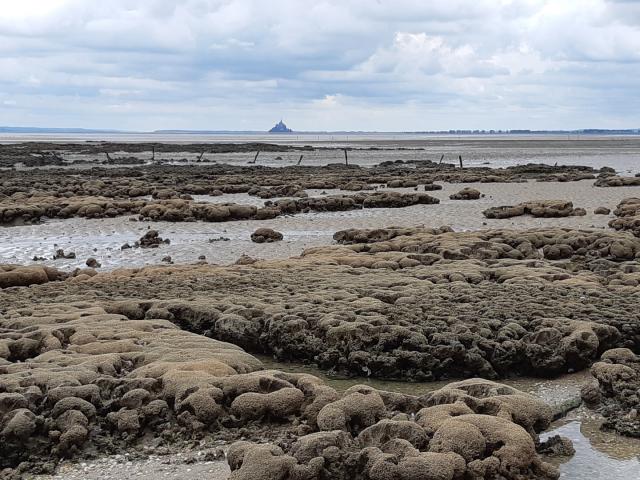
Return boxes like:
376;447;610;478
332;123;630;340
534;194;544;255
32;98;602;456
297;154;304;165
197;151;205;162
105;151;112;162
249;150;260;164
151;146;155;161
458;155;463;169
343;148;348;165
438;154;444;168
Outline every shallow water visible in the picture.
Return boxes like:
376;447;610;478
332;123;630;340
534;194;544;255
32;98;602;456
3;179;640;270
542;414;640;478
258;356;640;479
257;354;588;410
3;134;640;173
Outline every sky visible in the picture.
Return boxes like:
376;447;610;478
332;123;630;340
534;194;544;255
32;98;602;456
0;0;639;131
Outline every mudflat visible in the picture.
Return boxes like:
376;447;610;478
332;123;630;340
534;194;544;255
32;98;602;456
2;140;640;479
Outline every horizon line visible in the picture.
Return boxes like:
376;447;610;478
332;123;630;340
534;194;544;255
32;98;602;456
1;126;640;136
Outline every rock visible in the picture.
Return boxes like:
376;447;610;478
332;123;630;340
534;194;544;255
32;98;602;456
595;176;640;187
483;200;583;219
231;388;305;420
251;228;283;243
608;198;640;237
594;206;611;215
0;303;260;472
341;181;372;191
317;391;386;433
7;219;640;476
387;179;419;188
228;443;297;480
0;265;64;289
85;258;101;268
53;249;76;260
248;184;307;199
152;189;180;200
235;254;257;265
538;435;576;457
228;378;561;480
583;348;640;437
450;187;482;200
1;408;37;440
137;230;169;248
209;237;230;242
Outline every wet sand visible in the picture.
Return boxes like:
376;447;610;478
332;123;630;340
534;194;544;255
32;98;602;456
2;134;640;173
32;453;230;480
3;179;639;271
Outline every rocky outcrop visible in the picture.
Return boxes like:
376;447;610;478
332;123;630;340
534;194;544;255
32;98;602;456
136;230;169;248
449;187;482;200
0;191;440;226
269;191;439;214
609;198;640;237
594;176;640;187
0;148;605;203
333;226;453;245
35;227;636;381
0;303;261;474
483;200;586;219
228;379;561;480
251;228;283;243
235;254;258;265
248;184;308;199
0;265;67;289
0;303;568;478
582;348;640;437
85;258;101;269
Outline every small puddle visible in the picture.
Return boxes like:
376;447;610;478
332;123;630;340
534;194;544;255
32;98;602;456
542;412;640;479
257;356;640;479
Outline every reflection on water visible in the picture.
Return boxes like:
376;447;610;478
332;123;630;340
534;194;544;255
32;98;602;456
258;355;640;480
542;416;640;478
257;354;588;408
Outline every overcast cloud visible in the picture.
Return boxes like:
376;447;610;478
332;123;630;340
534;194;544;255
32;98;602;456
0;0;639;131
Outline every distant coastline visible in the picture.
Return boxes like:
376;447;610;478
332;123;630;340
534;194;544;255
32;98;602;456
1;126;639;135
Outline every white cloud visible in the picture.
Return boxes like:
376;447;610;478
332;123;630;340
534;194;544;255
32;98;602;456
0;0;638;130
359;33;509;78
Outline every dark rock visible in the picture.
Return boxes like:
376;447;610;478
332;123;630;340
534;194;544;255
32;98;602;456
85;258;101;269
251;228;283;243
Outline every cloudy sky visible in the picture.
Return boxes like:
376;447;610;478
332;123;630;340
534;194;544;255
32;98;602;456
1;0;639;131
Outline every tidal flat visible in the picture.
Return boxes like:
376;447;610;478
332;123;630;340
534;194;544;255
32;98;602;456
2;138;640;480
